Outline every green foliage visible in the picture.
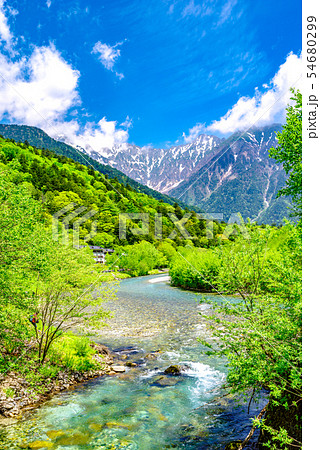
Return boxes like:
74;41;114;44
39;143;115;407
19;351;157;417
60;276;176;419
30;232;116;363
200;223;301;447
0;135;214;247
157;240;177;264
38;364;59;379
0;167;116;368
0;175;42;358
118;241;167;276
49;334;98;372
168;218;301;447
170;247;221;291
0;123;188;207
269;89;302;219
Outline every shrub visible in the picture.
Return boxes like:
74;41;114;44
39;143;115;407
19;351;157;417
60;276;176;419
169;247;221;291
49;334;98;372
118;241;166;276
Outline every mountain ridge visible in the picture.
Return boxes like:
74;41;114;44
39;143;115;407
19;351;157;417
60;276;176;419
0;123;292;223
82;133;222;194
170;124;291;224
0;124;188;208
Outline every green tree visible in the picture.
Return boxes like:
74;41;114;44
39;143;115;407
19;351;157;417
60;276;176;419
0;169;116;366
202;224;301;449
29;232;116;364
269;89;302;219
119;241;166;276
0;174;41;363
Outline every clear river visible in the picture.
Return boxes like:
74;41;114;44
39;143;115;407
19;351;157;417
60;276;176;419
0;274;266;449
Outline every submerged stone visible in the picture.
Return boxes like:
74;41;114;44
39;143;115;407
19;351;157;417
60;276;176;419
110;365;126;373
89;422;103;432
46;430;66;440
106;421;130;429
151;376;180;387
28;441;54;449
56;432;90;446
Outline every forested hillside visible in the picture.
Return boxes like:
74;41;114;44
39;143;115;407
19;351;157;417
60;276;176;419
0;124;186;208
0;136;222;249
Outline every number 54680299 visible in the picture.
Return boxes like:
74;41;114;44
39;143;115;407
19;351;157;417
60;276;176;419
307;16;317;78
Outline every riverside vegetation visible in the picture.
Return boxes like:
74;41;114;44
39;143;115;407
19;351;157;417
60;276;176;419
170;90;302;449
0;91;301;448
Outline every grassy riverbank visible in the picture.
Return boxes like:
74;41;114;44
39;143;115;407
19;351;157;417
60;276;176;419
0;334;125;419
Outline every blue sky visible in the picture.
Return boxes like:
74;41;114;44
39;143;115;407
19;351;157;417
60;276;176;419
0;0;302;150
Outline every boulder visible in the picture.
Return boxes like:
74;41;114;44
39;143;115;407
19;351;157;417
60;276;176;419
145;350;161;360
94;343;113;357
110;365;126;373
164;365;182;376
125;361;137;367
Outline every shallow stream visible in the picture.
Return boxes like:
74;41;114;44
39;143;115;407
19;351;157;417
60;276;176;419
0;274;266;449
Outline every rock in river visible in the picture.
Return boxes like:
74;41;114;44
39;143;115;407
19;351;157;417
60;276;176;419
164;365;182;376
151;376;180;387
110;365;126;373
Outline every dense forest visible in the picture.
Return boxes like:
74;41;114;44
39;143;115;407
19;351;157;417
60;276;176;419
0;135;226;252
0;131;226;377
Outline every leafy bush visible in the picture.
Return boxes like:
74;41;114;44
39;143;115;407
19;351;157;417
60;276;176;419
169;247;221;291
49;334;98;372
157;241;177;264
38;364;59;379
118;241;166;276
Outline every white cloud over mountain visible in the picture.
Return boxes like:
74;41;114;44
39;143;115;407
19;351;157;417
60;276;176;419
0;2;129;151
184;52;302;142
0;1;302;153
52;117;129;154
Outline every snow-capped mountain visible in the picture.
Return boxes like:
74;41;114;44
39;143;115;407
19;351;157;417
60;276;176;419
83;134;222;194
0;122;291;223
82;124;291;223
170;124;290;223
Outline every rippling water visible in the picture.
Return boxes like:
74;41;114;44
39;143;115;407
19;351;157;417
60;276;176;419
0;274;266;449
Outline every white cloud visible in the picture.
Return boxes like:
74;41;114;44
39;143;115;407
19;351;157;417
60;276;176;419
63;118;129;154
184;52;302;140
183;124;205;143
0;0;15;51
0;45;130;150
46;0;52;8
0;44;80;126
0;6;130;153
92;41;124;79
